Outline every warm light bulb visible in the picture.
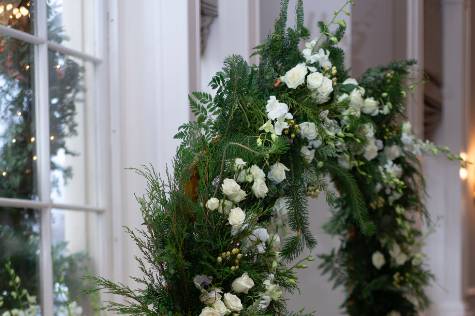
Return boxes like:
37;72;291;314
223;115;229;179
25;64;30;70
50;135;55;141
12;7;19;15
15;12;21;19
17;111;22;116
0;5;4;14
12;138;16;143
30;137;35;143
19;6;28;16
32;155;37;161
2;172;6;177
6;4;13;11
459;167;468;180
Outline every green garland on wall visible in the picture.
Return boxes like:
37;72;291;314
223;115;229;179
94;1;458;315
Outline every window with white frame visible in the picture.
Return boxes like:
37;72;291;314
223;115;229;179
0;1;105;315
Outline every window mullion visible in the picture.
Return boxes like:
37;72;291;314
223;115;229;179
35;0;53;315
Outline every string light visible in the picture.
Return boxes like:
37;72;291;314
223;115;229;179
12;138;16;143
55;64;61;69
17;111;22;116
2;172;7;177
19;6;29;16
32;155;37;161
12;7;18;15
50;135;55;141
25;64;30;71
30;137;35;143
0;6;4;14
6;4;12;11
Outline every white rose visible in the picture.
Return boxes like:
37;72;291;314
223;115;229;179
309;139;322;149
232;273;255;294
362;97;379;116
223;293;243;312
385;143;402;159
281;63;308;89
274;119;289;136
316;77;333;104
306;71;325;90
372;251;386;270
234;158;246;171
273;197;289;218
206;198;220;211
299;122;317;140
199;307;221;316
221;179;246;203
265;96;292;121
267;162;289;184
301;146;315;163
200;289;222;305
395;253;408;266
247;227;270;254
249;165;265;181
258;295;272;310
364;141;379;161
349;88;364;109
384;161;403;178
228;207;245;227
343;78;358;85
212;300;229;316
252;178;268;198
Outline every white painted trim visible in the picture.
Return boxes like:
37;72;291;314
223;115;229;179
106;0;124;289
47;41;102;63
34;0;54;314
0;25;44;44
248;0;260;64
0;198;105;213
188;0;201;95
406;0;424;137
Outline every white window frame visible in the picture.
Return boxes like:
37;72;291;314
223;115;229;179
0;1;108;315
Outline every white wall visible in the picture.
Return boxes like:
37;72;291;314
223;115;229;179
200;0;259;92
111;0;193;286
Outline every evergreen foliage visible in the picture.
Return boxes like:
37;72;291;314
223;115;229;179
94;1;457;315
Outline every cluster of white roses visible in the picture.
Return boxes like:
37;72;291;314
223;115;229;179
338;78;392;120
281;62;333;104
195;275;247;316
200;157;291;314
360;123;383;162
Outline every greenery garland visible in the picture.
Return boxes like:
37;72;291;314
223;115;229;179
94;1;459;315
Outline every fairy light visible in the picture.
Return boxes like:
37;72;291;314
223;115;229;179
15;12;21;19
12;138;16;143
2;172;6;177
32;155;37;161
17;111;22;116
12;7;18;15
30;137;35;143
19;6;29;16
25;64;30;70
0;5;4;14
50;135;55;141
6;4;12;11
55;64;61;70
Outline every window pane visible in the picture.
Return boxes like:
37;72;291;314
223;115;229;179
0;0;34;34
0;208;41;315
47;0;97;55
52;209;99;316
0;37;37;200
49;51;97;206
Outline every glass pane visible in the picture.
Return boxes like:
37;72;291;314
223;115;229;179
0;0;34;34
49;50;97;206
51;209;99;316
0;208;41;315
47;0;97;55
0;37;37;200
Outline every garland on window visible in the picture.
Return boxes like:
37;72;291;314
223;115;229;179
93;1;458;315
